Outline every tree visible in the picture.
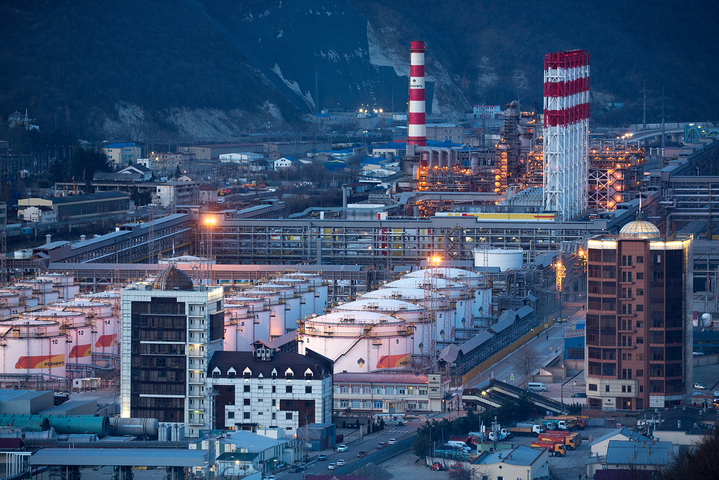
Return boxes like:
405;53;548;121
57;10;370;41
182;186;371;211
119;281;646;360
655;432;719;480
69;147;111;187
449;463;474;480
174;166;182;178
509;345;541;388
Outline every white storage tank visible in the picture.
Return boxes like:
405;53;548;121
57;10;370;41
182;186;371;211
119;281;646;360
254;283;301;332
283;273;329;317
475;248;524;271
242;289;285;338
0;319;67;377
223;297;271;351
297;311;413;373
405;267;482;287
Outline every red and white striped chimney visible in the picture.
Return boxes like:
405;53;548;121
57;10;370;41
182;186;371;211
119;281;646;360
407;41;426;146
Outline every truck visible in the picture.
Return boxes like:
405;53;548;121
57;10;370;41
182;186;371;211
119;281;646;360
539;419;570;431
530;441;566;457
538;431;582;450
545;416;583;429
508;423;544;436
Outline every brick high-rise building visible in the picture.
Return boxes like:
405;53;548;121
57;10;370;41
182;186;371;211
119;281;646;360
585;218;692;411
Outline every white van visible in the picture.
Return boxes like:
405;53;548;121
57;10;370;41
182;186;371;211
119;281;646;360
527;382;548;392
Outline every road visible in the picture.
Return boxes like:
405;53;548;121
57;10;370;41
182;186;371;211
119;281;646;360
466;303;586;389
281;418;424;479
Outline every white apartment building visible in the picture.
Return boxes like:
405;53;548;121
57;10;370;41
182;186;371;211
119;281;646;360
207;343;333;434
333;372;450;414
154;180;200;207
103;143;142;166
22;206;56;224
119;266;224;438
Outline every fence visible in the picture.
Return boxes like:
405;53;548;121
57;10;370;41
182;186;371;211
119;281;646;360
330;435;416;476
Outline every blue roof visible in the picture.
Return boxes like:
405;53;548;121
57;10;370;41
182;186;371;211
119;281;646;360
104;143;137;148
605;440;673;466
590;427;650;447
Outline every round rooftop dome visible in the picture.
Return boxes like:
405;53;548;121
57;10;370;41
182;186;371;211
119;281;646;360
619;219;660;239
153;266;194;291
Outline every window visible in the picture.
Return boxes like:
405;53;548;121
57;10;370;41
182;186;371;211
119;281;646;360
351;386;361;394
637;370;644;377
340;386;349;394
244;385;250;393
637;273;644;279
589;384;597;391
385;387;394;395
637;305;644;312
627;386;632;393
272;399;275;406
637;289;644;296
374;400;383;409
228;412;234;419
622;386;626;393
363;386;371;394
636;354;644;360
362;400;372;409
243;412;250;419
272;386;276;393
606;385;610;392
374;387;382;395
640;386;644;392
305;386;312;394
272;413;276;419
637;256;644;263
286;412;293;420
636;337;643;344
397;387;406;395
351;400;360;408
340;400;349;408
286;386;293;394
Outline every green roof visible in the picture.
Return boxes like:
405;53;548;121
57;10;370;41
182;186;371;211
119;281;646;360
216;452;259;462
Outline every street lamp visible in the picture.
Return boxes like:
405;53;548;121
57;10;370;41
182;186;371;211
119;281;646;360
204;216;217;284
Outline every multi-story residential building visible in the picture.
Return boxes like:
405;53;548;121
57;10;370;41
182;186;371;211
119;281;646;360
585;218;693;411
207;343;333;434
103;143;142;166
21;206;56;224
120;266;224;438
332;372;450;413
426;124;464;144
155;180;200;207
473;105;501;119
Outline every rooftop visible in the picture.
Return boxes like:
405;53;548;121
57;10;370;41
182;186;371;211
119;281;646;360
30;448;208;467
605;440;674;466
474;445;544;466
333;372;447;385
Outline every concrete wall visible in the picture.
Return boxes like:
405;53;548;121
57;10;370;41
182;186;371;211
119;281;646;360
693;354;719;366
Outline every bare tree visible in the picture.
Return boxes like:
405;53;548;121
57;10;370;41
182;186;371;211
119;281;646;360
449;463;475;480
509;345;542;388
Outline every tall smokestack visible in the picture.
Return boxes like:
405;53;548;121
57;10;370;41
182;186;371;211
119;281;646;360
407;41;426;146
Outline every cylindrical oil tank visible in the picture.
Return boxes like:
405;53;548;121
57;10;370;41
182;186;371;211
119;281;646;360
109;417;159;438
54;300;113;318
243;290;285;337
298;311;412;373
65;324;94;365
91;316;118;354
701;313;712;327
48;415;110;438
478;248;524;272
405;267;482;288
0;415;50;431
256;284;301;332
0;320;67;377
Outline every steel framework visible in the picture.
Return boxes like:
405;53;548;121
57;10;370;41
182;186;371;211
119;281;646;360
543;50;590;220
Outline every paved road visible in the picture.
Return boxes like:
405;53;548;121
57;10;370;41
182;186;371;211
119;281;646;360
466;302;586;389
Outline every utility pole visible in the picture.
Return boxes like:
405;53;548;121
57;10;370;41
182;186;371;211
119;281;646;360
642;81;647;131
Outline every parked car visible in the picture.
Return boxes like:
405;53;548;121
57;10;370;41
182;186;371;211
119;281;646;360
327;463;336;470
336;444;348;452
694;382;707;390
262;476;276;480
388;438;397;445
572;392;587;398
289;466;302;473
357;451;367;458
337;459;346;466
318;454;327;461
377;442;387;449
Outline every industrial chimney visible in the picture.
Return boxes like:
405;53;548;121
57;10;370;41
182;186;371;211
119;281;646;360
407;41;427;146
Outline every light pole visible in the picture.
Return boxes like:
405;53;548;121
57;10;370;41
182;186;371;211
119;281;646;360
204;216;216;285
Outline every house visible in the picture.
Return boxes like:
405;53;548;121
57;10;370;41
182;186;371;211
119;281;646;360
470;445;549;480
273;156;299;171
587;440;675;480
22;206;57;224
154;180;200;207
119;164;153;181
589;427;651;457
206;343;333;433
103;143;141;166
199;184;218;204
190;427;300;474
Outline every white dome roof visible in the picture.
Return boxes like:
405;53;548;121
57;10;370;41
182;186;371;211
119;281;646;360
620;220;660;239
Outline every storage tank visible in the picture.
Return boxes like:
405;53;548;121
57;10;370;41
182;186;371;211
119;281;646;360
275;278;316;321
242;289;285;338
476;248;524;271
701;313;712;327
48;415;110;438
65;324;94;365
109;417;159;438
0;415;50;431
0;319;67;377
283;273;329;317
297;311;412;373
405;267;482;287
223;299;271;351
54;300;113;318
255;284;301;332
